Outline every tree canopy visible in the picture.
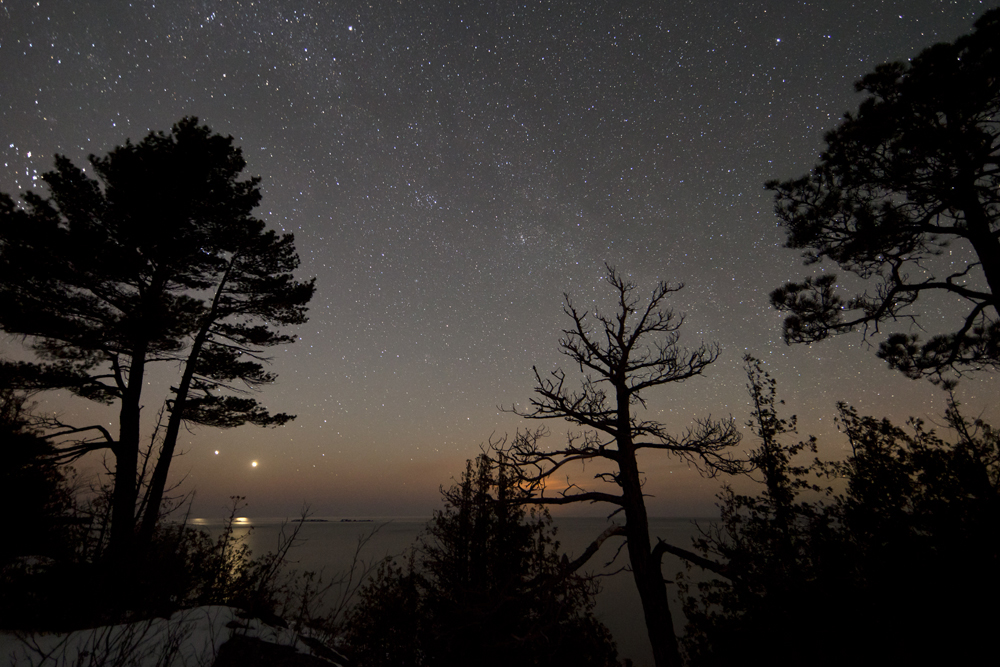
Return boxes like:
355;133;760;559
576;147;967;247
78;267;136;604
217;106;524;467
768;9;1000;384
0;117;314;563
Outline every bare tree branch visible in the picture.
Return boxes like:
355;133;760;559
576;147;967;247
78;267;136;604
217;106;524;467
499;265;745;667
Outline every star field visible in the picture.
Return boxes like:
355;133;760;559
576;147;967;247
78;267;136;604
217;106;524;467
1;0;997;517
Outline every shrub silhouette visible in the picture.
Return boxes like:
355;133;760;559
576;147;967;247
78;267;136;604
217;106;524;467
343;454;620;667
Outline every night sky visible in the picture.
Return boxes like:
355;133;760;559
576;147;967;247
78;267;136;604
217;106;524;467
2;0;997;519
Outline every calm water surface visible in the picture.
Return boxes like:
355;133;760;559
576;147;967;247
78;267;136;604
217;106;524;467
190;515;718;667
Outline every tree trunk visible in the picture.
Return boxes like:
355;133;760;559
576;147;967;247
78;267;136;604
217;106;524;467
961;192;1000;316
625;505;681;667
137;324;209;547
109;344;146;570
138;258;233;549
111;273;167;571
617;386;682;667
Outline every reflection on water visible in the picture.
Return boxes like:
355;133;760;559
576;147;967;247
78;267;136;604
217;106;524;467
189;515;257;581
190;516;251;526
229;518;252;543
183;516;716;667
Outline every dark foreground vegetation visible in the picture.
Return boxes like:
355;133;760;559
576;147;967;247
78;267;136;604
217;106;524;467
340;455;619;667
678;360;1000;666
2;386;618;665
0;390;330;632
2;8;999;667
3;360;998;665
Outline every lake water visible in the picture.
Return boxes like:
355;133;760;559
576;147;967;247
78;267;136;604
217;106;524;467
190;515;718;667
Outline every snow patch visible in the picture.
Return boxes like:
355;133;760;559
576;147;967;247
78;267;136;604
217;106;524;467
0;606;330;667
